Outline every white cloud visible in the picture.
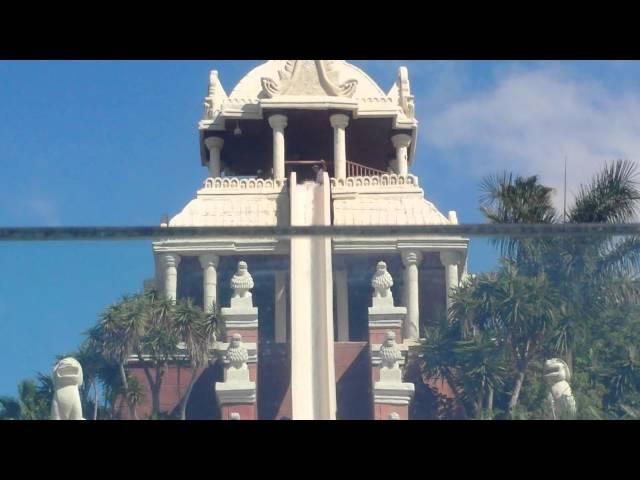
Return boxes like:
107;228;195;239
424;67;640;207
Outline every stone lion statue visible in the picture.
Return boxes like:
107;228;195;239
51;357;84;420
230;261;254;299
379;331;402;370
544;358;577;420
371;261;393;299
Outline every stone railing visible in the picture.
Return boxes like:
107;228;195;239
331;174;419;190
200;177;287;193
345;160;388;178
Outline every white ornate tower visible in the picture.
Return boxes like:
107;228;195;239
147;61;468;420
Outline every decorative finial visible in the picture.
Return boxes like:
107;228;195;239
371;261;394;305
230;261;254;307
227;333;249;370
379;331;402;370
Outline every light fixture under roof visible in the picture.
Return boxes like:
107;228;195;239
233;121;242;137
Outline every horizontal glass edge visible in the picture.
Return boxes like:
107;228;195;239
1;223;640;241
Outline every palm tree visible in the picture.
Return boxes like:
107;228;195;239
0;396;21;420
96;360;124;419
135;288;178;417
89;288;186;419
88;296;147;420
421;312;507;419
0;377;51;420
481;160;640;360
62;341;109;420
480;172;557;274
465;159;640;418
443;262;558;417
173;298;218;420
125;375;145;415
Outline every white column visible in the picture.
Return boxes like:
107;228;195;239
274;271;287;343
268;114;288;180
162;253;181;303
330;113;349;179
401;250;423;340
391;133;412;176
199;254;219;314
335;269;349;341
440;251;461;310
204;137;224;178
289;170;337;419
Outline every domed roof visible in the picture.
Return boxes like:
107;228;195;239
199;60;419;167
229;60;388;100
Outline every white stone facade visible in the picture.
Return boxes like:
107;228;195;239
148;60;469;420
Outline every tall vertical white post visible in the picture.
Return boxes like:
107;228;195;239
162;253;181;303
204;137;224;178
199;254;219;314
330;113;349;180
274;271;287;343
401;250;422;341
391;133;412;176
269;114;288;180
290;171;336;419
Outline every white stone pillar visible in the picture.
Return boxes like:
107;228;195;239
274;271;287;343
335;269;350;341
401;251;423;341
204;137;224;178
162;253;181;303
199;254;219;314
268;114;288;180
330;113;349;180
391;133;412;176
440;251;461;310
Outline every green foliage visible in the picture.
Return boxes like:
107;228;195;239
82;287;220;419
0;375;52;420
423;159;640;420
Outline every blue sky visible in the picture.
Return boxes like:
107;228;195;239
1;60;640;396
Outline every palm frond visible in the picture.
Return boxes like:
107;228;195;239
570;159;640;224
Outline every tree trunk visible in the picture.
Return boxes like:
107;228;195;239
119;363;137;420
565;346;574;376
150;384;161;417
109;391;115;419
155;364;167;417
136;353;165;418
486;386;494;420
178;367;199;420
508;368;526;418
138;356;156;415
508;341;530;419
477;377;485;420
93;382;99;420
